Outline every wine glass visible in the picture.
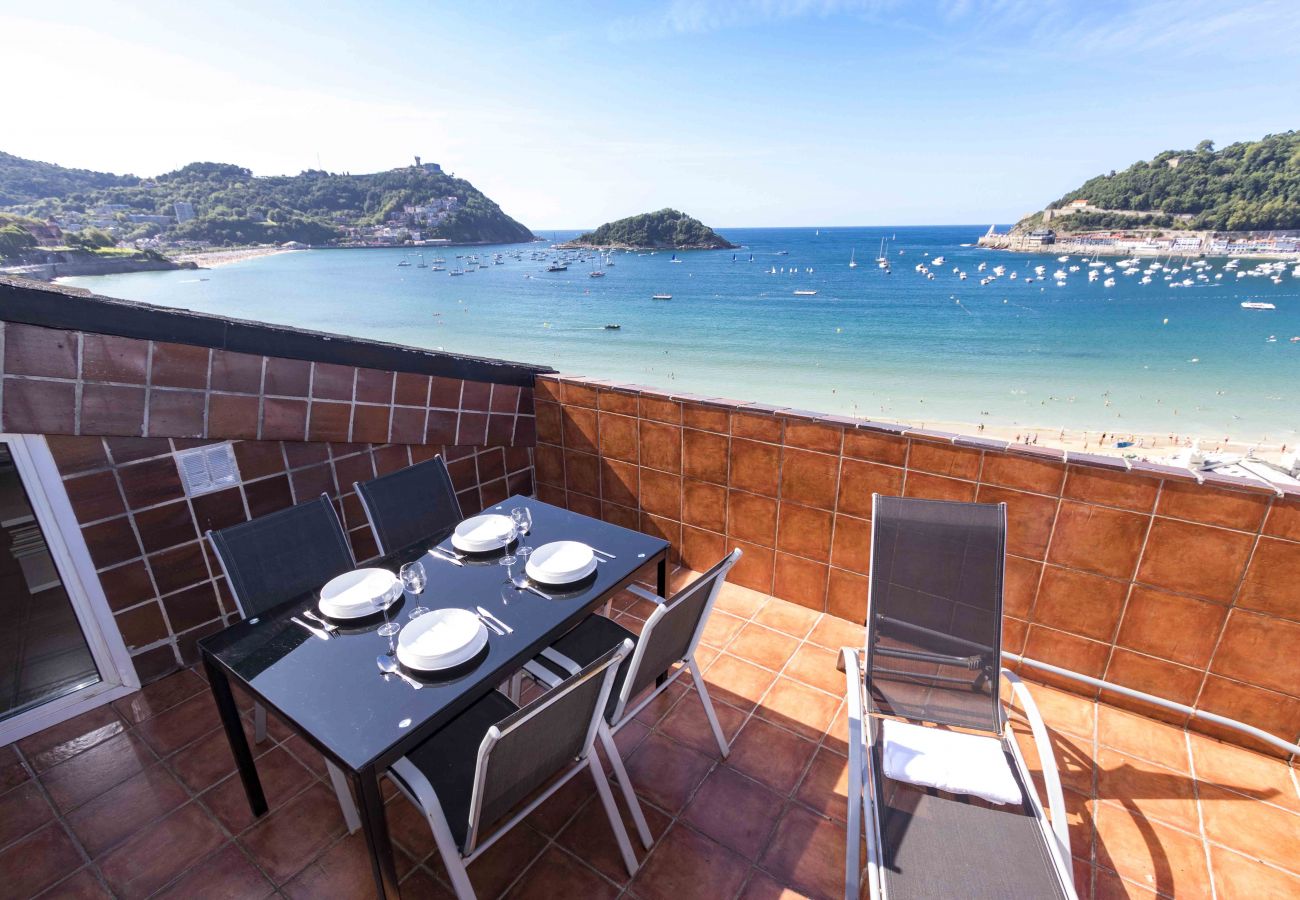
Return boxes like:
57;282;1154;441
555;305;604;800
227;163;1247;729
497;520;519;578
511;546;533;589
374;580;403;641
510;507;533;548
400;561;428;620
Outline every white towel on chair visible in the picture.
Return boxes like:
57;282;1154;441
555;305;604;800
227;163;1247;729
880;719;1023;806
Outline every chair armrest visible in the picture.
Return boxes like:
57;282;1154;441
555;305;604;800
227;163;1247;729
627;584;666;605
523;659;563;688
1001;668;1072;886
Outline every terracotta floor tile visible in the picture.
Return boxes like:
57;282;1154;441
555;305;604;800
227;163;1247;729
783;643;845;695
18;705;127;773
805;616;865;652
0;822;82;897
754;599;821;638
1019;680;1097;739
729;623;801;671
167;722;259;793
239;782;347;884
1092;865;1160;898
465;821;549;897
728;718;819;796
200;745;313;834
284;831;414;899
0;745;30;792
40;730;156;812
630;680;689;728
522;769;596;836
1010;720;1096;797
1062;787;1097;860
556;786;672;884
65;764;188;857
1092;801;1211;899
756;678;840;740
0;779;54;848
1095;748;1200;834
683;766;784;859
398;867;456;899
34;866;113;898
385;792;438;863
1209;844;1300;899
1189;733;1300;814
626;732;715;814
701;610;747;649
759;803;850;900
658;690;747;757
1198;782;1300;874
630;823;752;900
134;692;223;757
703;654;778;711
504;845;620;900
279;733;330;780
111;669;207;726
716;582;769;619
739;868;816;899
1097;705;1189;771
99;802;227;899
612;718;654;761
795;748;852;824
153;841;274;899
823;702;851;757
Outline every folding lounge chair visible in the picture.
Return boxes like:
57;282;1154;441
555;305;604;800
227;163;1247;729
841;496;1075;899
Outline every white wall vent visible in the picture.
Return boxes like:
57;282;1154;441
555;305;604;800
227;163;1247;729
175;443;241;497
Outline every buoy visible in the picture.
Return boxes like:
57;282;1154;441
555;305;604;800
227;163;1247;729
1162;318;1169;324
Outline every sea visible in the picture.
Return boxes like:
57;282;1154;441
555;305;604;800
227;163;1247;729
63;226;1300;445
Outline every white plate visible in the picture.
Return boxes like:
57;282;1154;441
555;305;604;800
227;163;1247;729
319;568;399;619
526;541;598;585
451;514;515;553
396;609;488;671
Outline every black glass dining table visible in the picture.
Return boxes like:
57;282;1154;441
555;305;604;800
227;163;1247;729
198;495;669;899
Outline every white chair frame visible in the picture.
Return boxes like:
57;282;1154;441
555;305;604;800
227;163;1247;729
388;640;637;900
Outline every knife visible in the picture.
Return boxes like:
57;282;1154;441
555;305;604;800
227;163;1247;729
290;616;331;641
428;548;464;567
476;606;513;634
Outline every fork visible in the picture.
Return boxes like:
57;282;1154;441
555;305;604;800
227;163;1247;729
302;609;338;633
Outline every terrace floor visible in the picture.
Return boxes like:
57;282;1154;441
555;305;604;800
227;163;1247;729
1;570;1296;899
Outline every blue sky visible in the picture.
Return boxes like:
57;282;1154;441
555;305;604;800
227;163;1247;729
4;0;1299;228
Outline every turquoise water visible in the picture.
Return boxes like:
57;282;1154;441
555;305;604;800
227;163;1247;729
64;226;1300;443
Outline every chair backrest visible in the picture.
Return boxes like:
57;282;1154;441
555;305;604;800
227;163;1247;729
613;549;741;721
355;455;462;554
865;495;1006;734
465;639;631;853
207;494;354;618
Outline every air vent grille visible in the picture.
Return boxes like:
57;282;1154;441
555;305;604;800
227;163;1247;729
175;444;241;497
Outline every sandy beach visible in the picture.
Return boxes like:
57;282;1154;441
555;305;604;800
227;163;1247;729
168;246;305;268
899;418;1294;467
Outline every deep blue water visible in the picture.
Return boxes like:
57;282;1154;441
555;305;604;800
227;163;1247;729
65;225;1300;443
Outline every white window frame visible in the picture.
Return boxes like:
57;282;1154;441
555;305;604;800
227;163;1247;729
0;434;140;746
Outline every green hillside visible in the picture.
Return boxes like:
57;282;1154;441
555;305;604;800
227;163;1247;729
1031;131;1300;232
0;153;535;247
566;208;736;249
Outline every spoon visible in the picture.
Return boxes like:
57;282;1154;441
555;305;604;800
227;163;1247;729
376;655;422;689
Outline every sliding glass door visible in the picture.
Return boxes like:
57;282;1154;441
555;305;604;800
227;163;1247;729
0;436;137;744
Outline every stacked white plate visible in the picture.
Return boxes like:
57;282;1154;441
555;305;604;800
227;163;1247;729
319;568;400;620
526;541;597;586
451;514;515;553
396;608;488;671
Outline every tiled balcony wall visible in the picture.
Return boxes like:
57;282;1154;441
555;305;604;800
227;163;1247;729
535;374;1300;758
0;322;536;446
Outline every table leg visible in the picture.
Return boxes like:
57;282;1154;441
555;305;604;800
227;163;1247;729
357;765;401;899
202;655;266;816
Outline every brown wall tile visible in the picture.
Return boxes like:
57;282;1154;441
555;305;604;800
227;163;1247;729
4;324;78;378
731;410;782;443
826;567;868;622
1210;611;1300;697
777;503;833;562
150;343;209;390
1156;481;1270;531
81;384;146;436
837;459;903;517
260;398;307;440
600;459;639;509
355;369;394;405
639;420;682;474
829;515;871;575
597;387;638;416
1031;566;1126;642
307;402;351;443
908;440;981;480
843;430;907;467
683;480;727;533
564;450;600;497
1062;465;1160;512
981;454;1065;496
640;468;683;520
783;420;842;455
729;439;779;497
1103;649;1203;714
3;378;77;433
1004;555;1042;619
773;552;828;611
263;358;311;396
682;402;729;434
1115;586;1227;669
1263;498;1300;542
63;470;125;523
562;406;598;454
1236;537;1300;621
209;350;263;394
682;429;730;484
976;485;1056;560
81;334;148;384
1047;500;1148;580
598;412;639;464
118;457;185;509
208;394;259;440
147;390;205;438
1136;519;1254;603
729;491;778;547
902;471;977;503
780;449;838;510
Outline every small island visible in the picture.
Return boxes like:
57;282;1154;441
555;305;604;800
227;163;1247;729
561;208;737;250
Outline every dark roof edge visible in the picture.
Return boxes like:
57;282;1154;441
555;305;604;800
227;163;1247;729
0;276;554;387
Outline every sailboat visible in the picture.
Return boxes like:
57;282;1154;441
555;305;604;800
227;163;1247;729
671;253;682;263
848;249;858;269
875;239;887;263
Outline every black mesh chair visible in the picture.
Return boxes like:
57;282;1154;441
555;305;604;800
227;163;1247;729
387;640;636;899
206;493;361;832
354;455;462;555
842;496;1075;899
524;549;742;852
